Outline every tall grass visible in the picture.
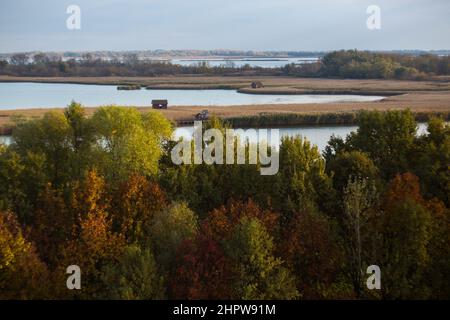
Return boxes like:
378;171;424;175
225;111;450;127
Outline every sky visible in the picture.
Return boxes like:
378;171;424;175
0;0;449;53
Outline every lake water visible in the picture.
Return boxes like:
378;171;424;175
0;136;12;145
0;83;384;110
171;57;319;68
1;124;429;152
173;124;429;152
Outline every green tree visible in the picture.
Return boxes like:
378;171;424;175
12;111;71;185
271;136;333;220
377;174;433;299
64;101;96;180
327;150;379;192
146;202;198;272
347;110;417;179
342;178;377;297
0;147;47;223
91;106;172;182
101;245;165;299
411;117;450;205
225;217;299;300
379;199;432;299
160;117;274;216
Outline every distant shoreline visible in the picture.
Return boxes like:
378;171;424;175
1;75;449;96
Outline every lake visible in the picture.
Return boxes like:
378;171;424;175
174;124;429;152
171;57;319;68
0;82;384;110
0;136;12;145
1;124;429;152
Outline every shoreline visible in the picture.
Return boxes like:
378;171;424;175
1;75;450;93
0;78;404;96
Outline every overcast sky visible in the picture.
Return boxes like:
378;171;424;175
0;0;449;53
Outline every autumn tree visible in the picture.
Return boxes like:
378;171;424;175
30;183;73;266
59;211;125;299
59;174;125;299
71;169;109;222
282;209;346;299
203;199;278;243
0;212;49;299
376;173;432;299
171;234;233;300
425;199;450;299
111;174;167;244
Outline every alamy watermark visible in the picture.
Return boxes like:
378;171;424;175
66;265;81;290
171;121;280;175
66;5;81;30
367;5;381;30
366;265;381;290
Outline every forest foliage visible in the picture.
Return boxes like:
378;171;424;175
0;103;449;299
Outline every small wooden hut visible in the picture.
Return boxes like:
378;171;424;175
152;100;168;109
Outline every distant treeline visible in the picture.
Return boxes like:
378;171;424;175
284;50;450;80
0;53;278;77
1;50;449;79
0;49;327;61
226;111;450;127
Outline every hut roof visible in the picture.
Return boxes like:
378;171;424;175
152;100;168;104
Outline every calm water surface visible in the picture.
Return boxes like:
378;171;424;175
0;136;12;145
0;82;384;110
174;124;429;152
171;57;319;68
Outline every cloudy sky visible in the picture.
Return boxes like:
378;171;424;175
0;0;449;52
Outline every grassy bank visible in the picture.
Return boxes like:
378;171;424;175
2;110;448;136
225;111;450;128
237;88;404;96
2;75;450;92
